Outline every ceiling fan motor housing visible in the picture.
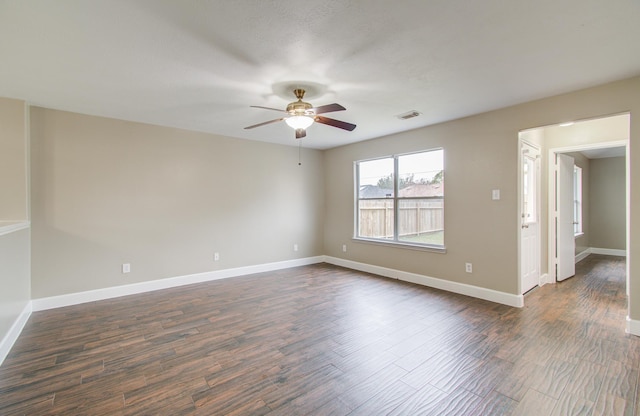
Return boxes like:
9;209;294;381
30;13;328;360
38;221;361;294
286;89;314;116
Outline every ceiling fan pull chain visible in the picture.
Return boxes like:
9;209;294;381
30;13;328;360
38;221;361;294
298;139;302;166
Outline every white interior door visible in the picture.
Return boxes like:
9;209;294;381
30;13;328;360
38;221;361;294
520;142;540;294
556;153;575;281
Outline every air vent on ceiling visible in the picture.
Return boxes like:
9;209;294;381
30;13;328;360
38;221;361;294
396;110;421;120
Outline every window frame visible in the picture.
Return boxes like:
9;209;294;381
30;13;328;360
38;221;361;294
354;149;445;252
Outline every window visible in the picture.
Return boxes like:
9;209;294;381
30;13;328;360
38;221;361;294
522;155;537;224
573;165;583;235
356;149;444;248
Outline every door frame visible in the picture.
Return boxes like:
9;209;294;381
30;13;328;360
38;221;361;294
547;140;629;291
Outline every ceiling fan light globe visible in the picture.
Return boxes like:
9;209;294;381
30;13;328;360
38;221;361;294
285;115;314;130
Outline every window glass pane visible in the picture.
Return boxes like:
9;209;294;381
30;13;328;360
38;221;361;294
355;149;444;247
523;157;536;223
398;150;444;197
358;158;394;199
358;199;394;239
573;166;582;234
398;198;444;245
523;160;529;217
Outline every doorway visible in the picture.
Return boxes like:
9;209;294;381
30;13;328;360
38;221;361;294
518;113;630;298
548;140;628;285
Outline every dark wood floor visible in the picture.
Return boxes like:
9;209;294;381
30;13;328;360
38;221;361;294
0;255;636;415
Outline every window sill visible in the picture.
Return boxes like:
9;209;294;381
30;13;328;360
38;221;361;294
0;221;30;236
352;237;446;254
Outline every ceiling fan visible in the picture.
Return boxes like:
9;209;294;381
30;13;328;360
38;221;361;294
244;88;356;139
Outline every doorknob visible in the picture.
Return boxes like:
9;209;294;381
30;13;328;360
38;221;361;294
522;224;529;229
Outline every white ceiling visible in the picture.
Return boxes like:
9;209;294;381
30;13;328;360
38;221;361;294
1;1;639;150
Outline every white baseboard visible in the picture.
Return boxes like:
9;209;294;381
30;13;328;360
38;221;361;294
575;249;591;263
14;254;638;355
627;317;640;336
591;247;626;257
32;256;325;311
0;301;32;366
539;273;552;286
323;256;524;308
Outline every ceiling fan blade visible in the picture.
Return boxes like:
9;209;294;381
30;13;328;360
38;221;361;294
250;105;287;113
244;117;286;129
295;128;306;139
314;115;356;131
312;103;346;114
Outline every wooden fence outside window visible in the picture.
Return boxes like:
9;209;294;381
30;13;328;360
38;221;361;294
358;198;444;239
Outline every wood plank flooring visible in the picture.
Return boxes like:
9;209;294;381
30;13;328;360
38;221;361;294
0;255;636;415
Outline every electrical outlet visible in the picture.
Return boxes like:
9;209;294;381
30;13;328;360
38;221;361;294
342;244;347;252
465;263;473;273
293;244;298;252
214;252;220;261
122;263;131;274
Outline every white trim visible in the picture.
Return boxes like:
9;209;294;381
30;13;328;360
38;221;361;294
627;316;640;336
352;237;446;254
547;140;629;156
0;221;30;236
575;249;591;263
324;256;524;308
0;301;32;366
539;273;552;286
32;256;324;311
591;247;626;257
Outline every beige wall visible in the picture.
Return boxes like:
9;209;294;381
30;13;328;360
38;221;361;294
590;156;626;250
5;75;640;327
0;97;28;221
30;108;325;298
325;112;520;294
0;228;31;339
324;76;640;316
